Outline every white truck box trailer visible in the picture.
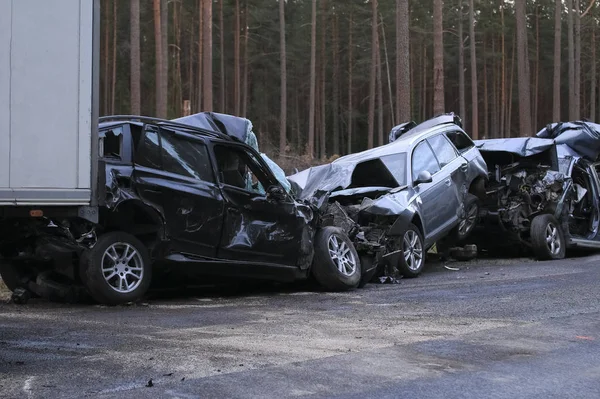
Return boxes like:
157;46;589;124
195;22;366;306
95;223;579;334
0;0;99;207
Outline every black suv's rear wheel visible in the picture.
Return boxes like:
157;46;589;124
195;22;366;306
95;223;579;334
311;226;361;291
79;231;152;305
530;214;566;260
395;224;425;278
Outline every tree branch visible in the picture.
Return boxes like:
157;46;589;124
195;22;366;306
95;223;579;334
581;0;596;18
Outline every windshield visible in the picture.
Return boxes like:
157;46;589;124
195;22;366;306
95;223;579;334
380;153;407;186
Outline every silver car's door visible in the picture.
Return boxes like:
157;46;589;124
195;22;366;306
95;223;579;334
411;140;449;239
426;134;465;230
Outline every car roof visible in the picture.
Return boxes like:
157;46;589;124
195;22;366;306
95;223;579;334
333;117;462;165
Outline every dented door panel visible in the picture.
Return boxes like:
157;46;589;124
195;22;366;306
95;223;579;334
217;186;305;267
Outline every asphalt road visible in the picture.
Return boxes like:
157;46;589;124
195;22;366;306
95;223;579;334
1;254;600;399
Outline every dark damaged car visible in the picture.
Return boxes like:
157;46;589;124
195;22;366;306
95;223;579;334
469;120;600;260
0;114;364;305
287;114;488;282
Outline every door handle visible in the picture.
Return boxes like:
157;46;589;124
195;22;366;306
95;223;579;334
460;163;468;172
445;179;452;186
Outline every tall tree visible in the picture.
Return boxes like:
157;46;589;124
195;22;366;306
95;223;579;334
153;0;167;118
111;0;117;114
332;12;340;155
130;0;141;115
202;0;213;111
368;0;378;149
396;0;411;123
432;0;445;115
307;0;317;158
279;0;287;155
553;0;562;121
347;9;354;155
219;0;226;113
516;0;532;136
458;0;466;125
567;0;575;119
469;0;478;138
234;0;241;115
574;0;581;120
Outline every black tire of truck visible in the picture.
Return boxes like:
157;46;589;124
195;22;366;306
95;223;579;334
456;194;480;243
530;214;566;260
79;231;152;305
395;224;426;278
311;226;361;291
0;260;40;296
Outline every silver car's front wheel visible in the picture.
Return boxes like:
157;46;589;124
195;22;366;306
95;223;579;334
328;234;358;277
394;223;425;278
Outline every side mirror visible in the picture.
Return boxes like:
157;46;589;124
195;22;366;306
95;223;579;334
414;170;433;185
266;185;287;201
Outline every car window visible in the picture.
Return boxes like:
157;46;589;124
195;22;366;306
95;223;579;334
160;132;214;183
412;141;440;181
135;129;162;169
380;153;407;186
213;145;272;194
446;130;474;154
428;134;458;167
100;126;123;160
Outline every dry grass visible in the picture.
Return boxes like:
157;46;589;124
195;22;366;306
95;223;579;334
0;279;10;301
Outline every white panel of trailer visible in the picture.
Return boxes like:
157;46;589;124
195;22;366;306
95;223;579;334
0;0;95;205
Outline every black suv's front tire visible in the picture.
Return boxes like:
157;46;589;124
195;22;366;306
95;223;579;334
311;226;361;291
79;231;152;305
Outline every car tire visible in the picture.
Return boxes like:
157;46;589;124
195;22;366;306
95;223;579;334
456;194;480;242
311;226;361;291
395;224;425;278
530;214;566;260
79;231;152;305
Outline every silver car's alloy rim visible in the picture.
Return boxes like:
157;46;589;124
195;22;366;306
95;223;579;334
545;223;561;255
458;203;478;235
328;234;357;276
101;243;144;294
403;230;423;271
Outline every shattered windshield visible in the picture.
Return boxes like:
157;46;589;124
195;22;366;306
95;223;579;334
379;153;407;186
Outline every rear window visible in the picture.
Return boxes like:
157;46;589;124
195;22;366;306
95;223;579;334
446;130;474;153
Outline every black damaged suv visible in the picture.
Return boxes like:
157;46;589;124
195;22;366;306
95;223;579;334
0;115;362;305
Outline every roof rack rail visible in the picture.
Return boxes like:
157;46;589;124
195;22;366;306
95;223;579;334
98;115;233;141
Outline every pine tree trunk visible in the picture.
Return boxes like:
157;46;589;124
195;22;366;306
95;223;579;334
533;5;540;130
234;0;241;115
574;0;581;120
319;0;327;159
380;14;394;127
220;0;226;113
332;12;340;155
307;0;317;158
484;40;488;139
376;27;384;146
347;10;353;155
160;0;168;117
422;46;427;120
396;0;411;123
368;0;378;149
507;34;516;137
202;0;213;111
516;0;532;136
103;0;109;115
130;0;141;115
111;0;117;114
242;2;249;118
500;2;506;137
432;0;445;115
197;0;203;111
469;0;478;139
154;0;164;117
174;0;182;116
553;0;562;121
591;24;596;121
567;0;575;119
279;0;287;155
458;0;466;125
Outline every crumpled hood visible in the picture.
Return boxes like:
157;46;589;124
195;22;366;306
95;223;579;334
536;121;600;161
